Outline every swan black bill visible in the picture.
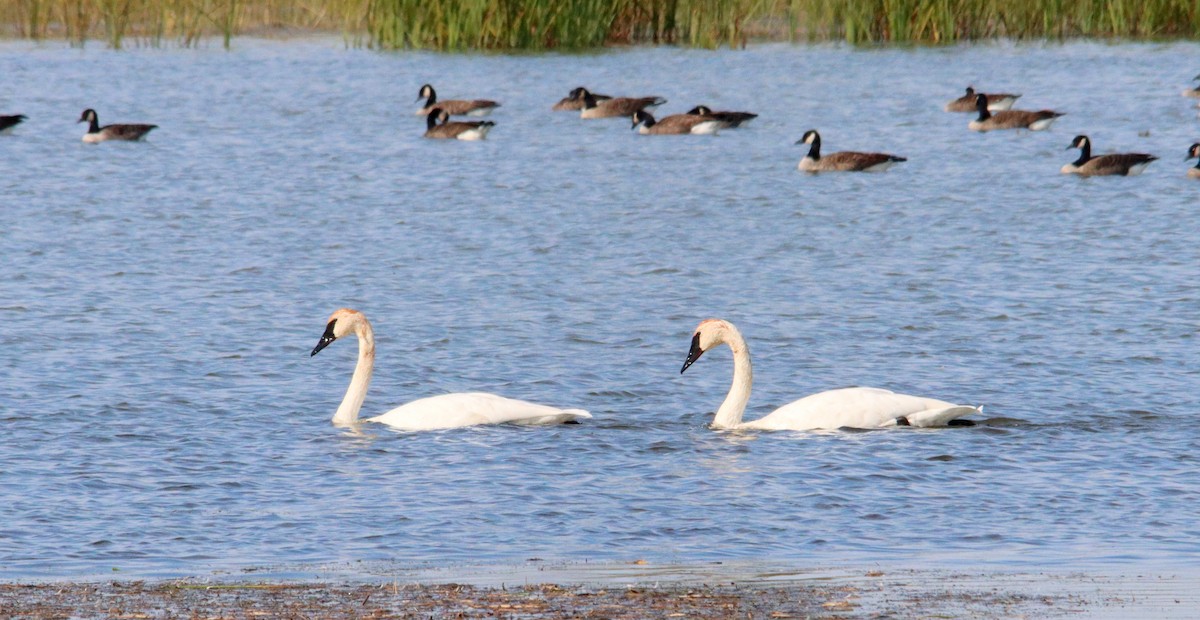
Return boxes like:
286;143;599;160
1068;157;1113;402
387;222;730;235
680;332;703;374
310;320;337;357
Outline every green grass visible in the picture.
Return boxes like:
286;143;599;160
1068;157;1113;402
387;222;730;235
2;0;1199;49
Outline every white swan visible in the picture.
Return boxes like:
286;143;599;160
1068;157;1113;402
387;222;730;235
310;308;591;430
680;319;979;430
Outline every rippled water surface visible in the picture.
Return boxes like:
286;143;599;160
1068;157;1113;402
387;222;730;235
2;39;1198;579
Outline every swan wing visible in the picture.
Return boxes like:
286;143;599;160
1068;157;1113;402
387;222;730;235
366;392;590;431
746;387;971;430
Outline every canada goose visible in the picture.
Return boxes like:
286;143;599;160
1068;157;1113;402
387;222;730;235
580;88;666;119
944;86;1021;112
423;108;494;141
1186;143;1200;178
631;110;722;135
1183;75;1200;98
78;109;157;143
415;84;499;117
0;114;26;134
686;105;757;127
795;130;906;172
1061;135;1156;176
968;94;1062;132
552;86;612;111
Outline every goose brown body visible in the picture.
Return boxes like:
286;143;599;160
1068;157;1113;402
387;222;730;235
1062;135;1156;176
78;109;156;142
968;94;1062;131
423;108;494;140
796;130;906;172
632;110;722;135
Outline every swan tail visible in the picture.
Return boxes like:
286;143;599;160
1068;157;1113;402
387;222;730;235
511;409;592;426
904;405;980;428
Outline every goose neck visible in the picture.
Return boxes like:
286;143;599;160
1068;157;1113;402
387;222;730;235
1074;140;1092;166
807;135;821;160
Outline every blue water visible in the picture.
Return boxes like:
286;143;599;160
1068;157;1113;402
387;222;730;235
1;39;1198;580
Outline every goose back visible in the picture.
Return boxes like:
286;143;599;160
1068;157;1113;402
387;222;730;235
552;87;611;111
0;114;27;133
415;84;500;117
581;89;666;119
686;105;757;127
944;86;1021;112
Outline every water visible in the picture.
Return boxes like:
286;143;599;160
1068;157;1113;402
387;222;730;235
1;38;1198;580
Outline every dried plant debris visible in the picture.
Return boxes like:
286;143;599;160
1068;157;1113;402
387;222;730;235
0;577;1094;619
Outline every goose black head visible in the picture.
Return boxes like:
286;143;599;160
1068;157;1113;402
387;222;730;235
795;129;819;145
631;110;654;130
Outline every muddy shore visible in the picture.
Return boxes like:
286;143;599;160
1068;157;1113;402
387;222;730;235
2;563;1195;618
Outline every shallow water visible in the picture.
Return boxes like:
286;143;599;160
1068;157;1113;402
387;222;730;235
1;38;1198;580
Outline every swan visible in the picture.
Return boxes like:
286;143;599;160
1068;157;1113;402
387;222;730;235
310;308;591;430
680;319;979;430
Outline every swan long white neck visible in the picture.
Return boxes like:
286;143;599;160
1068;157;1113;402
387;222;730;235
334;319;375;425
713;327;753;429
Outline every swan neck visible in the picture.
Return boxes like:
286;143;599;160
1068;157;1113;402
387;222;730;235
713;331;752;429
333;321;375;426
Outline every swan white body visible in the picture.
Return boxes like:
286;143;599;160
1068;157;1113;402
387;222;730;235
681;319;978;431
311;309;591;430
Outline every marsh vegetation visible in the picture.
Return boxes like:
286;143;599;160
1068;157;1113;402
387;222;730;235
3;0;1198;49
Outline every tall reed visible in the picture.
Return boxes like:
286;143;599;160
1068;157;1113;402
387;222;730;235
2;0;1199;48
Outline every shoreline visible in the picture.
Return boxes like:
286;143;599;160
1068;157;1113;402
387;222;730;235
2;562;1196;618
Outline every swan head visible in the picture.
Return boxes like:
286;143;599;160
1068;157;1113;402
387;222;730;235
681;318;737;374
311;308;365;357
